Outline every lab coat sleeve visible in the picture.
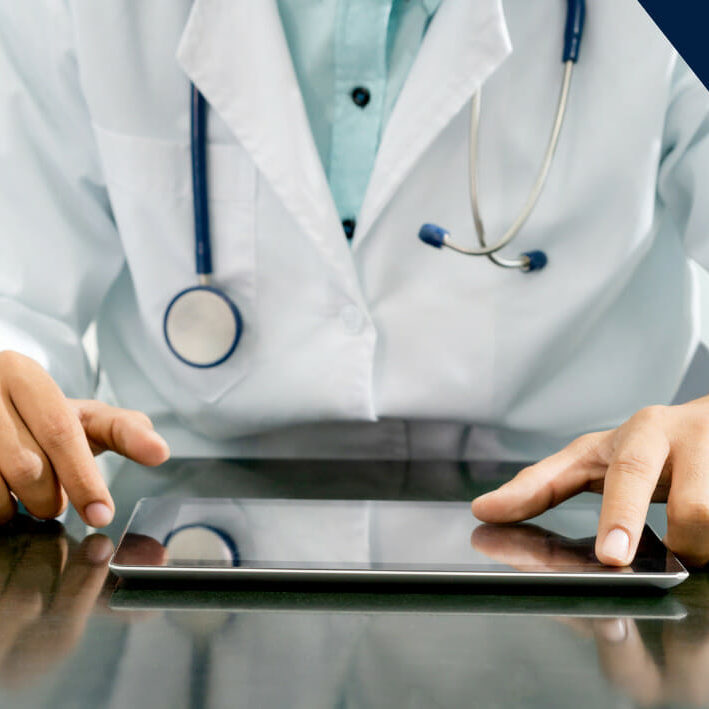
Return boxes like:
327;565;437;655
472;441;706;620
657;57;709;269
0;1;124;398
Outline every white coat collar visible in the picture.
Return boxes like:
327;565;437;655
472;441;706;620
176;0;511;265
176;0;356;289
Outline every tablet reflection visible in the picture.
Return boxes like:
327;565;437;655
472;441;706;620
104;590;696;709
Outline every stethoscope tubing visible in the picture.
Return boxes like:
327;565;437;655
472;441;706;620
418;0;585;272
191;85;212;280
465;60;575;267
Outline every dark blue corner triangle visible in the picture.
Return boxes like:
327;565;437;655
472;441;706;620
636;1;709;91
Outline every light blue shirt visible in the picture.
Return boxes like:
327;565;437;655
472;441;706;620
277;0;441;233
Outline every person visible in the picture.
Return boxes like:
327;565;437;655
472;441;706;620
1;0;709;567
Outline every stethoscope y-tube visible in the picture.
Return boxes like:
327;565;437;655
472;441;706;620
419;0;586;272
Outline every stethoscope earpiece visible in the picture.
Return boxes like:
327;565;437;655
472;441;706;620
418;223;448;249
522;250;548;273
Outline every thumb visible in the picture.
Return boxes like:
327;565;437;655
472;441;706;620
69;401;170;466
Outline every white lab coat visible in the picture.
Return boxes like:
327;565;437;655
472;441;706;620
1;0;708;460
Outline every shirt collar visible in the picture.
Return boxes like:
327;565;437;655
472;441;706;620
422;0;443;17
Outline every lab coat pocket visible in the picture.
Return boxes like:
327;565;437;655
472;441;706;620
93;125;258;402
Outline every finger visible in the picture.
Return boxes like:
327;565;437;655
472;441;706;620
0;521;63;595
0;585;43;673
0;399;65;520
592;618;662;705
71;401;170;466
471;432;609;523
596;412;670;566
7;368;114;527
664;441;709;567
0;532;66;673
11;533;69;596
0;535;113;686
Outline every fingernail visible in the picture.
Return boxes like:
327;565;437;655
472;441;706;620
84;502;113;528
86;535;113;564
598;618;628;644
147;430;167;446
147;431;170;458
600;528;630;564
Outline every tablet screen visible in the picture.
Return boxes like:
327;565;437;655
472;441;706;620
112;498;683;576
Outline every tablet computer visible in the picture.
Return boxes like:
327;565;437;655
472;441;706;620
109;497;688;589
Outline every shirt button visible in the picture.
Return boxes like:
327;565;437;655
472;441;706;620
342;218;356;239
351;86;371;108
340;304;365;334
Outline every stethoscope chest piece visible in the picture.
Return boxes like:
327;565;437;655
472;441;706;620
165;523;239;565
164;285;242;368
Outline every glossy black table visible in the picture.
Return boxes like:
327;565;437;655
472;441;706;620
0;458;704;709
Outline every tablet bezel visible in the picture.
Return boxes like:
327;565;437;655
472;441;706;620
108;497;688;589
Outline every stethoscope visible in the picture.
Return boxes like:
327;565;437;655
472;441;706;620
163;86;244;369
419;0;586;272
165;0;585;368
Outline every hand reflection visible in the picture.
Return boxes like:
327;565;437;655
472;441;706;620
114;532;168;566
553;611;709;707
471;522;609;571
473;522;709;706
0;516;113;688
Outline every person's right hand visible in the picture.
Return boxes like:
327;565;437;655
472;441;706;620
0;351;170;527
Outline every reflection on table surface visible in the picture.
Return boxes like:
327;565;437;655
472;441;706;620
0;457;708;708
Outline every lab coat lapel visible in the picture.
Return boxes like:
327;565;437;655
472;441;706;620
353;0;512;248
176;0;358;289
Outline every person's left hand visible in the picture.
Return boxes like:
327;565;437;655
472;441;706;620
472;400;709;567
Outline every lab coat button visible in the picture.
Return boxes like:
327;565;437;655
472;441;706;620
340;304;365;334
342;218;356;239
351;87;371;108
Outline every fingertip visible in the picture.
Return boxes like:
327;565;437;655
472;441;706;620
471;492;517;523
596;527;632;566
126;429;170;467
141;431;170;466
471;495;487;520
84;501;114;528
